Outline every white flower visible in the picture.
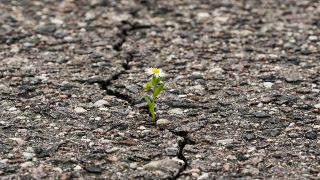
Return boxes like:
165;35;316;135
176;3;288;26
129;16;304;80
145;67;165;77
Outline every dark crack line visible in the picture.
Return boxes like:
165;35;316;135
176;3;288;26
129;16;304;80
86;70;135;106
97;23;147;105
169;130;196;180
83;23;139;105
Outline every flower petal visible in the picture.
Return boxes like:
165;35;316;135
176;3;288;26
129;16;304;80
145;68;153;75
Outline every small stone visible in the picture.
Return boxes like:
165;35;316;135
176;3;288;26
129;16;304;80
190;72;204;80
22;152;35;160
93;99;109;107
106;156;118;163
226;155;237;160
209;67;224;74
189;85;205;91
9;138;25;146
223;163;230;171
21;161;33;168
90;0;107;6
126;86;139;93
170;101;199;109
32;165;47;179
85;11;96;21
216;139;234;146
197;12;210;20
242;167;260;175
309;36;318;41
74;165;82;170
157;119;171;127
263;82;274;89
305;131;317;140
50;18;64;25
84;164;102;174
256;54;267;60
165;147;179;156
143;158;184;172
168;108;184;115
313;125;320;129
8;107;17;111
262;129;281;137
284;73;303;83
243;133;256;141
23;42;35;48
197;173;210;180
36;24;56;35
63;36;79;43
74;107;87;113
253;112;271;118
314;103;320;109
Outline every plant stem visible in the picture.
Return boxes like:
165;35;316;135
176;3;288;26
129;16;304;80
151;97;155;121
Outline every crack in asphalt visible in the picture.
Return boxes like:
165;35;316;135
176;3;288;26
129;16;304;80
91;7;194;177
109;20;195;178
169;130;196;179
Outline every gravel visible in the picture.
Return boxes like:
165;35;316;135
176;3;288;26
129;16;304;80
0;0;319;179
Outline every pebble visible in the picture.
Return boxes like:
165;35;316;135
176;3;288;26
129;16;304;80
309;36;318;41
313;125;320;130
93;99;109;107
143;158;184;172
243;133;256;141
74;107;87;113
23;42;35;48
263;82;274;89
305;131;317;140
84;164;102;174
156;119;171;127
32;165;47;179
74;165;82;171
85;11;96;21
197;173;210;180
22;152;35;160
9;138;25;146
90;0;107;6
216;139;234;146
20;161;33;168
36;24;56;35
63;36;79;43
190;72;204;80
253;112;271;118
197;12;210;21
8;107;17;111
188;85;205;93
126;86;139;93
165;147;179;156
284;73;303;83
242;167;260;175
314;103;320;109
209;67;224;74
168;108;184;115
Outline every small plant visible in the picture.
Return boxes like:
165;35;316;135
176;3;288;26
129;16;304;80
143;67;165;121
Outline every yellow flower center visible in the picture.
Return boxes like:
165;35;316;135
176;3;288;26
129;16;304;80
151;68;160;74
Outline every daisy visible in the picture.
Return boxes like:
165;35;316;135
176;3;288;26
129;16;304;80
145;67;165;77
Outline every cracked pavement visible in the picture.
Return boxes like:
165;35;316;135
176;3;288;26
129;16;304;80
0;0;320;179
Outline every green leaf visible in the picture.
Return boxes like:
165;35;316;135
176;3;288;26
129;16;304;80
143;82;153;90
153;83;165;98
155;77;162;85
